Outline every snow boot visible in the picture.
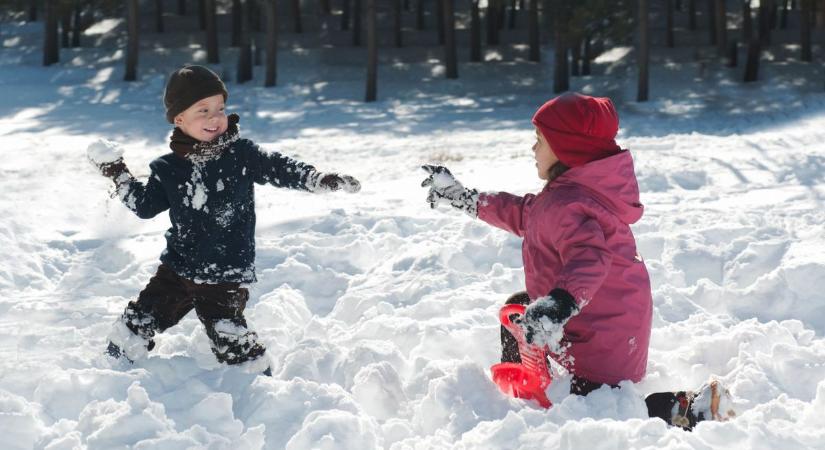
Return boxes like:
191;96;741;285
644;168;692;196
106;341;134;364
490;303;553;408
646;379;737;430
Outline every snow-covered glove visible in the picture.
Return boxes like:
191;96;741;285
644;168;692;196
87;139;133;182
420;165;479;217
308;171;361;193
519;288;579;346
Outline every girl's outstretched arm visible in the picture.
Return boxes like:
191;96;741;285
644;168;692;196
477;192;533;237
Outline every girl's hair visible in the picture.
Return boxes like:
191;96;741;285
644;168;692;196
546;161;570;184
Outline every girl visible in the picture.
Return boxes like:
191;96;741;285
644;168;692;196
421;92;735;429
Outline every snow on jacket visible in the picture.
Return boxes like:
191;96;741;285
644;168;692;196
478;150;653;385
117;138;316;283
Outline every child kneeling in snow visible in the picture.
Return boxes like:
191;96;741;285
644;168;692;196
89;65;360;375
421;92;735;429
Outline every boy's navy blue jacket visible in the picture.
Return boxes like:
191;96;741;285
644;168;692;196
117;138;315;283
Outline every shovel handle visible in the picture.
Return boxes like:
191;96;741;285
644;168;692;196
499;304;527;336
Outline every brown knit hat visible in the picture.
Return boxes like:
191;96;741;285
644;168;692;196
163;65;229;124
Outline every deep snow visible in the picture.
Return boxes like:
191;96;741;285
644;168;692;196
1;13;825;450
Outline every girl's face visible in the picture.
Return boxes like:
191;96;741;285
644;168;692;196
532;127;559;180
174;94;228;142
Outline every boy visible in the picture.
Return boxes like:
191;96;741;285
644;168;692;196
90;65;360;374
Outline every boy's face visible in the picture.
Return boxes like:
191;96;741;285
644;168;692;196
533;127;559;180
173;94;228;142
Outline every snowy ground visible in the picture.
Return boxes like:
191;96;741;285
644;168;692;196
2;14;825;450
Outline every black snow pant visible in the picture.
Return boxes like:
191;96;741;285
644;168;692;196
500;291;704;430
120;264;266;365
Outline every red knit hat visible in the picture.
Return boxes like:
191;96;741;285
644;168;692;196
532;92;622;168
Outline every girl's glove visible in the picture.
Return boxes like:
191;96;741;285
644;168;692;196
420;165;479;217
308;172;361;193
519;288;579;346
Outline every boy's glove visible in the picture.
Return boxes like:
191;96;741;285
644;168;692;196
97;158;131;180
87;139;133;183
420;165;479;217
519;288;579;345
308;172;361;193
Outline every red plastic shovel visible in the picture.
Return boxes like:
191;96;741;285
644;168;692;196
490;304;553;408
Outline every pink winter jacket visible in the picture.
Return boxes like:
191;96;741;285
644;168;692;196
478;150;652;385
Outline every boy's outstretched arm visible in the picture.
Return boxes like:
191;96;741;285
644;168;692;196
87;140;170;219
246;143;360;193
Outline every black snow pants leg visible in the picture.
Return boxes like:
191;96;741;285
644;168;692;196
119;264;266;365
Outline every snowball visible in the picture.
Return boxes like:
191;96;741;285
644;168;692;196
86;139;124;165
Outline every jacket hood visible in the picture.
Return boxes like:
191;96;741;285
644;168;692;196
552;150;644;224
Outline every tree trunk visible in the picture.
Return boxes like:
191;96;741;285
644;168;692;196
715;0;726;56
205;0;219;63
179;0;186;15
60;4;71;48
497;0;506;29
743;38;760;81
265;0;278;86
582;36;591;75
199;0;206;30
353;0;362;45
71;1;81;47
394;0;403;46
125;0;139;81
801;0;812;61
742;0;752;43
487;0;499;45
571;39;581;75
437;0;445;45
342;0;350;30
29;0;38;22
638;0;649;101
553;15;568;92
156;0;165;33
666;0;674;47
508;0;516;29
365;0;377;101
689;0;697;30
759;0;771;45
444;0;458;78
237;0;253;83
780;0;789;28
727;39;738;66
528;0;539;61
470;0;482;61
232;0;242;46
416;0;424;30
707;0;717;45
43;0;59;66
321;0;331;14
292;0;302;33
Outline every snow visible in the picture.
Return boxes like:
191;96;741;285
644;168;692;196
1;15;825;450
86;139;125;165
